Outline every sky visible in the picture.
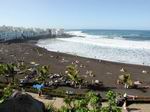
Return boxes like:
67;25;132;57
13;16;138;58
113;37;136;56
0;0;150;30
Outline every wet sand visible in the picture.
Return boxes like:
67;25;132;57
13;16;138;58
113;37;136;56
0;41;150;97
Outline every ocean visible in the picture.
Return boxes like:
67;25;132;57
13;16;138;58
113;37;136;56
37;29;150;66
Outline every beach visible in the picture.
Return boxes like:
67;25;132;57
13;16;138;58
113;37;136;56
0;0;150;111
38;30;150;66
0;40;150;97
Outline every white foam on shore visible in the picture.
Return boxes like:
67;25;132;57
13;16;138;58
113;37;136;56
65;31;150;49
37;31;150;66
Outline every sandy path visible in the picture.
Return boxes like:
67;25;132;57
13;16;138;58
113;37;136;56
126;104;150;112
27;92;64;109
27;92;150;112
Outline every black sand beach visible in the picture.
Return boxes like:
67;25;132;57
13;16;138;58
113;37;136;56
0;41;150;97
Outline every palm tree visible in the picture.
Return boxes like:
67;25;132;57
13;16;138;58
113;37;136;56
0;64;9;83
17;61;26;71
66;64;82;88
0;84;13;103
5;64;17;84
118;73;133;88
37;65;49;84
0;64;5;76
0;64;17;84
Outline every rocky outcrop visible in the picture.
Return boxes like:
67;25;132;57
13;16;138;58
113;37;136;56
0;91;45;112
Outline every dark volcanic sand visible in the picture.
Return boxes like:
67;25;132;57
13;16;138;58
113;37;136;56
0;42;150;97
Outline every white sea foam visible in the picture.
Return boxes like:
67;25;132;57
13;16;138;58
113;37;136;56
66;31;108;38
65;31;150;50
37;31;150;66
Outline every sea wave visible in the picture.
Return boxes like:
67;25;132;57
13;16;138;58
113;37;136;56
37;30;150;66
66;31;111;38
64;31;150;50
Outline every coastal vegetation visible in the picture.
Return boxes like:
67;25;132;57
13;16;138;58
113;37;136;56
65;64;83;88
55;91;121;112
0;62;123;112
0;60;149;112
37;65;50;83
0;63;18;84
0;84;13;103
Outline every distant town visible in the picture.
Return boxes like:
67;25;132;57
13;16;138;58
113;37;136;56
0;25;64;41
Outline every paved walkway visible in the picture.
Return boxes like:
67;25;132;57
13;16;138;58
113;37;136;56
27;92;64;109
27;92;150;112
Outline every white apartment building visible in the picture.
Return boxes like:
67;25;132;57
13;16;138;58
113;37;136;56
50;28;64;36
0;26;64;41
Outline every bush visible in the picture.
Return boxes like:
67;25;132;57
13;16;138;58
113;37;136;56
0;84;13;103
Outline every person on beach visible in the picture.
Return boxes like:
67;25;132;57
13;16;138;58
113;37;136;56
33;83;44;97
123;93;128;110
123;93;137;111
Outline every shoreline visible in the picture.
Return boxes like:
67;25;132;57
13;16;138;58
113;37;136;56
36;36;150;67
38;49;150;68
2;35;148;68
0;40;150;97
